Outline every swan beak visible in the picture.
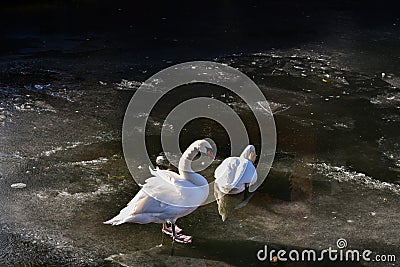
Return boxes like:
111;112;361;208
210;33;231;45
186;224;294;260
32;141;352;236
249;151;256;162
207;151;215;160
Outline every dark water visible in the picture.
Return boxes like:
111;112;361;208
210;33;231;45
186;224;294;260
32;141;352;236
1;1;399;266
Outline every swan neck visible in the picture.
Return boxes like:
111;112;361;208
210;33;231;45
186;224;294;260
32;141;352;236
178;143;208;186
178;145;199;174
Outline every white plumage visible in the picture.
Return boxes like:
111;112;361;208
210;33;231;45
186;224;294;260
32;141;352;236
103;140;214;243
214;145;257;194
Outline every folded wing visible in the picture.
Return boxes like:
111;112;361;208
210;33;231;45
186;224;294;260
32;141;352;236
214;157;257;194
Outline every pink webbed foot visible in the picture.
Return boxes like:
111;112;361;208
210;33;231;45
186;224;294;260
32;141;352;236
162;224;182;236
173;233;192;244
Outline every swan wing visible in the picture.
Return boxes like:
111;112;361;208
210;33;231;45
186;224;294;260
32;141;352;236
143;168;206;207
142;168;183;202
214;157;239;181
103;189;191;225
239;160;257;185
214;157;242;192
103;190;151;225
214;157;257;193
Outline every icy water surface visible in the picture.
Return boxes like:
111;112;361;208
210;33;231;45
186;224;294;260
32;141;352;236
1;2;400;264
0;47;399;266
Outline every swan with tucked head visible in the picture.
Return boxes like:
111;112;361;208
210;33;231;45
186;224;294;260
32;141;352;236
214;145;257;195
104;139;214;244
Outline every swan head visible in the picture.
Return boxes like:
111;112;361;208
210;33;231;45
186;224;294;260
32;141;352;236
194;139;215;159
240;145;256;163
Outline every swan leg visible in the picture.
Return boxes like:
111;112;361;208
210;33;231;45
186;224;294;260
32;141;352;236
244;183;250;200
172;223;176;240
173;234;193;244
166;222;191;243
162;222;182;236
171;223;176;248
158;223;166;247
170;222;176;255
170;224;192;243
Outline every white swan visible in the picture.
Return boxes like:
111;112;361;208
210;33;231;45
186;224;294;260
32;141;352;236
214;145;257;195
104;140;214;244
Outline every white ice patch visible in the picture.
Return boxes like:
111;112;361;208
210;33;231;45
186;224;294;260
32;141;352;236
382;76;400;88
55;184;115;200
14;100;57;113
308;162;400;195
40;142;83;157
378;137;400;168
33;184;117;203
11;183;27;189
70;157;108;167
27;84;83;102
115;79;141;90
370;92;400;108
260;101;291;115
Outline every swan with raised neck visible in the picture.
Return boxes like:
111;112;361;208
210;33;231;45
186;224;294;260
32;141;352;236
178;139;214;184
103;139;215;245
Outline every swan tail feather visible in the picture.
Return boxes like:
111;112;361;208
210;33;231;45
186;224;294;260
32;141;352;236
103;218;120;225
